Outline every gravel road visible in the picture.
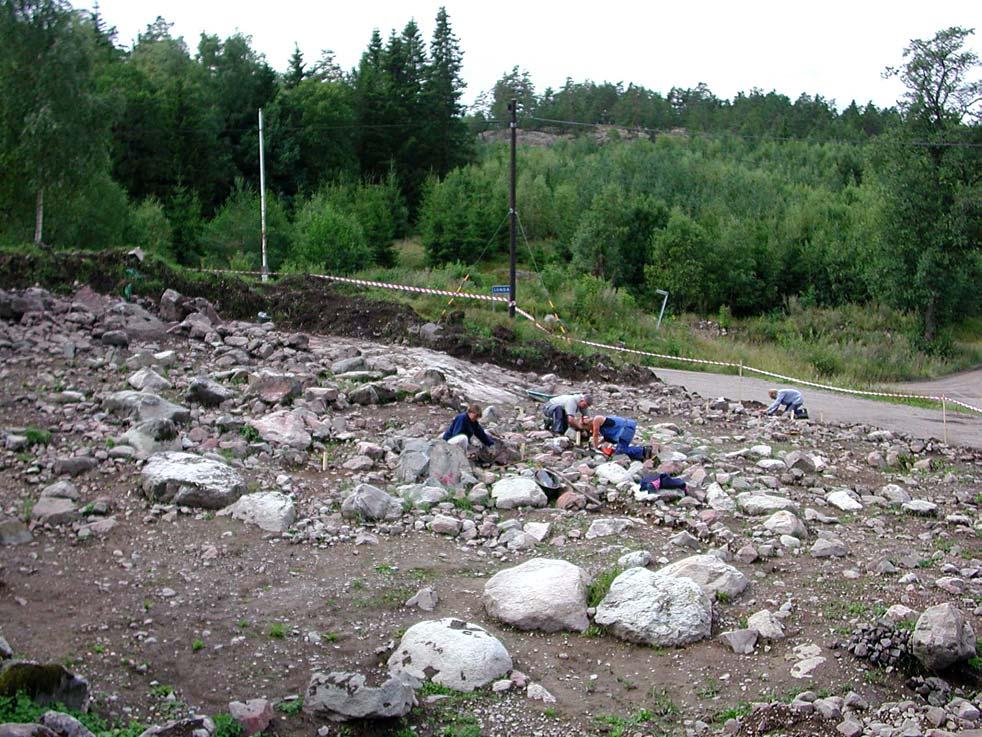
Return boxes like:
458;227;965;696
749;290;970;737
652;367;982;449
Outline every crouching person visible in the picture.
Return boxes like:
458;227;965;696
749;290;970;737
541;393;592;434
765;388;807;418
443;403;495;449
588;414;654;461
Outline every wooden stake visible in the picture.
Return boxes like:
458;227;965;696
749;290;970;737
738;361;744;402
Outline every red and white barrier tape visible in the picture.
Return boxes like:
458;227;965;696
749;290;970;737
204;267;982;415
201;268;509;304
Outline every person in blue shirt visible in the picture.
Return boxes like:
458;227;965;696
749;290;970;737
765;388;805;416
587;414;653;461
443;403;495;448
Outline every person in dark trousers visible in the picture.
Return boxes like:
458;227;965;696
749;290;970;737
443;403;495;448
765;388;805;417
541;393;592;434
587;414;654;461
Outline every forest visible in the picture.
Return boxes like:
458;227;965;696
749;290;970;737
0;0;979;356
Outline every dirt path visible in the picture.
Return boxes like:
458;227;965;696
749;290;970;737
890;366;982;409
652;367;982;449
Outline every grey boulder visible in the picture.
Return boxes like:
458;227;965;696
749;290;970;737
911;603;976;671
490;477;547;510
141;452;246;509
303;671;415;721
654;554;749;600
340;484;404;522
105;391;190;425
594;568;712;647
188;378;235;407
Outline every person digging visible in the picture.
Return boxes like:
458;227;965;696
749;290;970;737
586;414;654;461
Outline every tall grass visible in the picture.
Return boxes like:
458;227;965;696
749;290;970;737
350;242;982;388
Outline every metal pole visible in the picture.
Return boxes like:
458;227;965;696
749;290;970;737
258;108;269;283
508;98;517;319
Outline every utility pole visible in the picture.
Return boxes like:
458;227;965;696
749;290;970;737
508;98;517;318
258;108;269;282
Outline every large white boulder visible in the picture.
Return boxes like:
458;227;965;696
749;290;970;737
483;558;590;632
654;554;749;600
141;452;246;509
220;492;296;532
387;618;512;692
491;477;547;510
594;567;712;647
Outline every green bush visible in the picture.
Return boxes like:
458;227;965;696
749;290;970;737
315;174;407;267
288;195;371;274
200;181;292;271
125;198;173;259
418;166;506;265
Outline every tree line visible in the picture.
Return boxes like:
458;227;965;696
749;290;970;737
474;70;900;142
0;1;978;345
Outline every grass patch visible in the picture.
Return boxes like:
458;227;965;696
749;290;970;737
587;566;623;608
212;713;243;737
238;425;261;443
0;692;145;737
24;427;52;446
275;697;304;715
191;639;204;652
595;709;655;737
715;702;753;722
267;623;286;639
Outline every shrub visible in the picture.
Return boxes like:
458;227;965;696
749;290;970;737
126;198;173;259
288;195;371;274
200;181;292;271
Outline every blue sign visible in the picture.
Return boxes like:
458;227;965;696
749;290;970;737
491;285;510;294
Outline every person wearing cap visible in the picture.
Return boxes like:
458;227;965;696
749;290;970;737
765;387;805;416
541;393;592;434
586;414;654;461
443;403;495;448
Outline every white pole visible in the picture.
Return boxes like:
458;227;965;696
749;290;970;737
258;108;269;282
942;396;948;445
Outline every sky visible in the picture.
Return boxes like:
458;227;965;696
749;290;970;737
81;0;982;111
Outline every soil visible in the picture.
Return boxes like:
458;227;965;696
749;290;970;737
0;250;654;386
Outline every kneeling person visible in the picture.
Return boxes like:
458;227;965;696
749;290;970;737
588;414;653;461
443;403;495;448
765;388;806;418
541;393;591;434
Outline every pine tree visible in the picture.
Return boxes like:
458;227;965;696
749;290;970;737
422;7;471;176
284;43;305;88
354;29;397;180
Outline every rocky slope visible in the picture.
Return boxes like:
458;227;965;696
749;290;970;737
0;285;979;737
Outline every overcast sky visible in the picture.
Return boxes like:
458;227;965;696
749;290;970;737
81;0;981;110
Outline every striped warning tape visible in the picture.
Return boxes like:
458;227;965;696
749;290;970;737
203;267;982;415
200;268;509;304
516;308;982;415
